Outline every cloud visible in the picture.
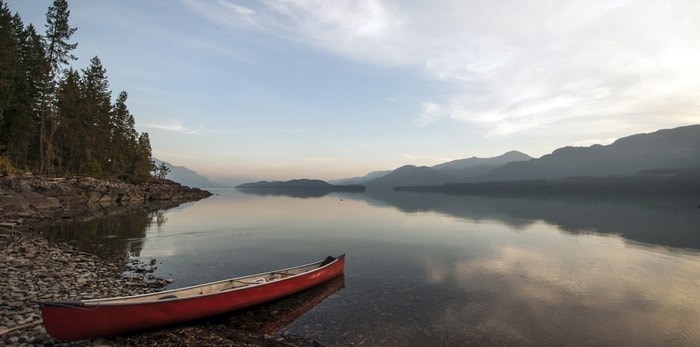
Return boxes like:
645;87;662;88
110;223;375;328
141;121;245;136
217;0;255;16
184;0;700;138
141;121;203;135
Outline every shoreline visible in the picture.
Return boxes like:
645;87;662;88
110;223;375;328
0;174;213;234
0;175;212;346
0;175;323;346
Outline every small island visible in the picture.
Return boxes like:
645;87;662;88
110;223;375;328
237;179;365;198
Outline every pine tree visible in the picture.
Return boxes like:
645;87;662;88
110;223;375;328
110;90;138;178
79;56;111;176
39;0;77;174
5;22;45;169
154;162;170;179
0;3;18;152
133;132;154;182
0;3;14;127
2;1;156;182
54;68;81;174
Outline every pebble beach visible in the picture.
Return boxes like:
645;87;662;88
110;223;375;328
0;176;322;346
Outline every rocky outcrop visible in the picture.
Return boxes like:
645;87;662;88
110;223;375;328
0;175;212;233
141;179;214;201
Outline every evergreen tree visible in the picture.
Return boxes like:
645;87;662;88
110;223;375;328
79;56;111;176
39;0;77;174
0;3;18;152
133;132;154;182
109;90;138;178
1;1;156;182
5;22;45;169
54;68;81;173
154;162;170;179
0;3;16;132
44;0;77;71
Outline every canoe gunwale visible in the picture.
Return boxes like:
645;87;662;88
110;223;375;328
40;254;345;307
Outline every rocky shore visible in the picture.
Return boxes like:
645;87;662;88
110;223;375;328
0;175;205;346
0;176;324;346
0;175;212;233
0;234;167;346
0;234;325;347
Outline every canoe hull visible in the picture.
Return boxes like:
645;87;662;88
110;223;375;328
41;255;345;341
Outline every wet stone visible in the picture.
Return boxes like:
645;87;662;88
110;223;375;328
0;234;166;347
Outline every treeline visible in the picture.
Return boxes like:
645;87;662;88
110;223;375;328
0;0;154;182
394;169;700;196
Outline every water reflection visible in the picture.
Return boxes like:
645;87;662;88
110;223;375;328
348;191;700;250
281;223;700;346
44;190;700;346
203;275;345;335
237;188;700;250
419;240;700;346
236;188;331;198
42;201;183;260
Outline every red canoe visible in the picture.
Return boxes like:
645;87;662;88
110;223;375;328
40;254;345;341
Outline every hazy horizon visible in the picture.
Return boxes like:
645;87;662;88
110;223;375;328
9;1;700;180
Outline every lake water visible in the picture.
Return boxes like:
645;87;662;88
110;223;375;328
46;189;700;346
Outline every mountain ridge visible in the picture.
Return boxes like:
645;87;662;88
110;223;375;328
154;158;216;189
478;124;700;182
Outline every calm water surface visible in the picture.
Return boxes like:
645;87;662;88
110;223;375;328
46;189;700;346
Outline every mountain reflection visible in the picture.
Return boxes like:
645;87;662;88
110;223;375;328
340;191;700;251
238;188;331;198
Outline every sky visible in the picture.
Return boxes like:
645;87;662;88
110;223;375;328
7;0;700;181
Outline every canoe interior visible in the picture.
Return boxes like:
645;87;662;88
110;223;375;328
84;257;336;305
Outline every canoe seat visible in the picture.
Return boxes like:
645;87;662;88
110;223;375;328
320;256;336;266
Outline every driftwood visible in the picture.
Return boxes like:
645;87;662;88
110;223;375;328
0;320;43;336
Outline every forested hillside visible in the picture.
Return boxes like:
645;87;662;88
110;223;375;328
0;0;154;182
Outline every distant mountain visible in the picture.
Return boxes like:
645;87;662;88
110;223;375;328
477;125;700;182
331;170;392;185
397;168;700;195
154;158;216;188
208;175;257;188
355;151;532;190
334;151;531;189
364;165;457;190
432;150;532;179
433;150;531;171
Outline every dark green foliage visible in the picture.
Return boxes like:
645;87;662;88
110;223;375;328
0;1;155;182
2;18;46;170
39;0;78;173
133;132;155;182
110;90;137;177
154;162;171;179
54;68;82;173
44;0;77;72
0;3;15;128
79;56;111;175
